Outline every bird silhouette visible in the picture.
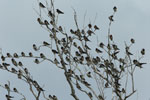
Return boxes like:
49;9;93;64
39;2;45;8
56;9;64;14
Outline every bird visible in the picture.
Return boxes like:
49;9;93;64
78;46;86;54
113;6;117;12
1;55;5;61
34;59;39;64
85;44;91;50
99;42;104;48
52;49;58;54
87;30;94;36
133;60;146;68
83;36;90;42
109;15;114;21
94;25;99;30
7;53;12;57
88;92;93;98
141;48;145;55
75;51;81;56
33;44;38;51
21;52;25;57
58;26;63;32
95;48;102;53
48;11;53;17
6;95;14;99
109;34;113;41
44;20;49;26
5;84;9;90
11;58;17;66
87;72;92;78
76;81;81;89
40;53;45;58
29;52;33;57
43;41;50;46
39;2;45;8
56;9;64;14
11;68;17;73
18;61;23;66
13;88;18;92
13;53;18;58
130;38;135;44
88;24;92;28
37;18;44;25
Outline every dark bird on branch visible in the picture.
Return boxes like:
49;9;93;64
39;2;45;8
56;9;64;14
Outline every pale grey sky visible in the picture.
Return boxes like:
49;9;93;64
0;0;150;99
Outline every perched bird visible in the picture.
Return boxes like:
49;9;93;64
87;72;92;78
85;56;91;62
113;6;117;12
43;41;50;46
5;84;10;90
87;30;94;36
48;11;53;17
76;81;81;89
54;58;59;65
39;2;45;8
34;59;39;64
133;59;146;68
1;55;5;61
52;49;58;54
88;92;93;98
109;15;114;21
58;26;63;32
53;95;58;100
18;61;23;66
40;53;45;58
11;58;17;66
11;68;17;73
29;52;33;57
13;88;18;92
73;42;77;47
44;20;49;26
94;25;99;30
6;53;12;57
99;42;104;48
6;95;14;99
78;46;86;54
130;38;135;44
13;53;19;58
21;52;25;57
83;36;90;42
141;48;145;55
2;63;10;70
24;68;28;74
95;48;102;53
88;24;92;28
85;44;91;50
112;44;119;51
83;80;91;86
109;34;113;41
33;44;38;51
75;51;81;56
56;9;64;14
37;18;44;25
96;56;100;62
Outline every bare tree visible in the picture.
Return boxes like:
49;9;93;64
0;0;146;100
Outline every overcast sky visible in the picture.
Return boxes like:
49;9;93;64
0;0;150;99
